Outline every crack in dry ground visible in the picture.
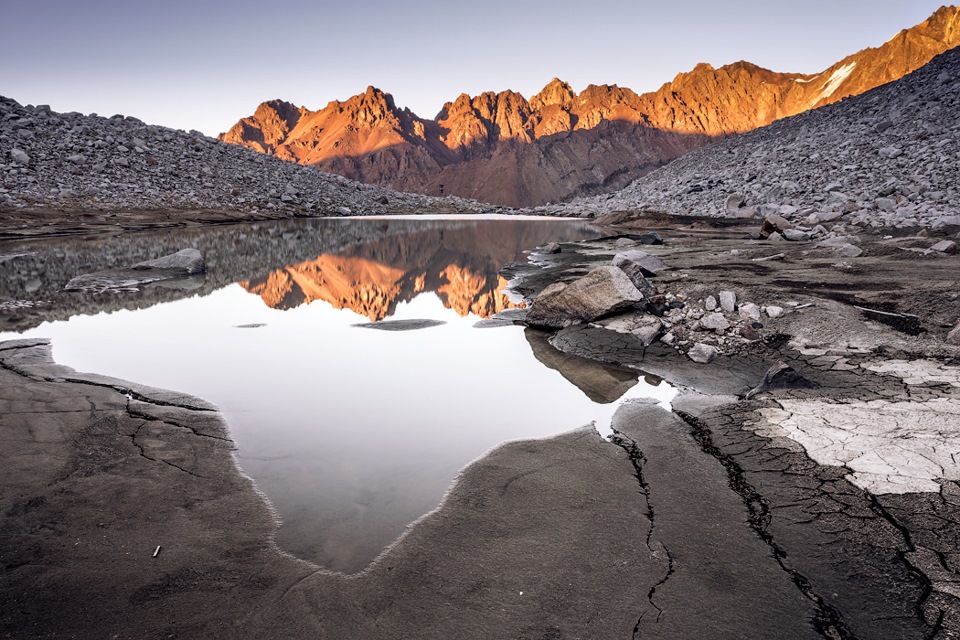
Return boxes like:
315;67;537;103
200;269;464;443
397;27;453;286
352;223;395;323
675;409;854;640
609;428;675;634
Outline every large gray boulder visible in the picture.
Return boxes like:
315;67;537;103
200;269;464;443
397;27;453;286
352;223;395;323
526;266;644;328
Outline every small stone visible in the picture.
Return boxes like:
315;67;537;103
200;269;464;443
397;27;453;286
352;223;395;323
764;306;785;318
759;204;782;217
700;312;731;332
818;211;844;222
10;148;29;164
688;343;718;364
719;291;736;313
705;295;717;311
879;146;903;159
740;325;761;341
724;193;744;213
779;205;798;217
874;197;897;211
738;303;762;321
782;228;809;242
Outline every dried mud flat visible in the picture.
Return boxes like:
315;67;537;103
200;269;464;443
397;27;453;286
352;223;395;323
3;219;960;639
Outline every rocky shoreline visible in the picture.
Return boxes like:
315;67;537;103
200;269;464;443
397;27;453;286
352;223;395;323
497;221;960;637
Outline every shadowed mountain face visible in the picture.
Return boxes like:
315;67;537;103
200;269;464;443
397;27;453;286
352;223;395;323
220;6;960;208
238;221;597;320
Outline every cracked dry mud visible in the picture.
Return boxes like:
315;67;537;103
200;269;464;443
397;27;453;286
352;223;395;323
505;222;960;639
3;221;960;639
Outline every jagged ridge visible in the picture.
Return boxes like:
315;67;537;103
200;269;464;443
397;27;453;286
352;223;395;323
220;6;960;208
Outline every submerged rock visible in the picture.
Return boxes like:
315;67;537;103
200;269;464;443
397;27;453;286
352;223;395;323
525;266;643;329
64;248;207;292
132;248;206;275
352;319;446;331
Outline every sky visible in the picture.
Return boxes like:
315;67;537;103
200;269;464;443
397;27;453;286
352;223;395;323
1;1;951;136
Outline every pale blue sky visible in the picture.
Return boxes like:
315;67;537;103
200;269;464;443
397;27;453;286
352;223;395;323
0;1;951;135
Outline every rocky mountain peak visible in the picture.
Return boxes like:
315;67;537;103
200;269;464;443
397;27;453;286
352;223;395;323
530;78;576;110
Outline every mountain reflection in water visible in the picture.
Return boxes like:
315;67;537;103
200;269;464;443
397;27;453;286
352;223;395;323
0;216;676;574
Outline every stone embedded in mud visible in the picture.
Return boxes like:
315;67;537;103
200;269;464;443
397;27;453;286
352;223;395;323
132;248;206;275
593;312;663;346
764;305;785;318
687;343;718;364
525;266;644;329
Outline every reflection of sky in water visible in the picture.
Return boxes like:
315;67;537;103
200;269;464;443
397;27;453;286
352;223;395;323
3;280;674;575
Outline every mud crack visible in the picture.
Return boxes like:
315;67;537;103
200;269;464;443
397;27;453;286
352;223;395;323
609;428;675;635
675;410;854;640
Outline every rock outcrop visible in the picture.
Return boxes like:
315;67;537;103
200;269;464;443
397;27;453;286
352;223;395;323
221;6;960;208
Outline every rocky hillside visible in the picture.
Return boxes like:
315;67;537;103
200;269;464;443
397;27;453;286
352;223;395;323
221;6;960;208
0;96;494;229
562;44;960;233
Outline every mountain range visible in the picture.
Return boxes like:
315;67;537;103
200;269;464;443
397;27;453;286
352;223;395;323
220;6;960;208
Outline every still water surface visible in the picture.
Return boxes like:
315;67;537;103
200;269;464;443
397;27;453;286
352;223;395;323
1;217;675;573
